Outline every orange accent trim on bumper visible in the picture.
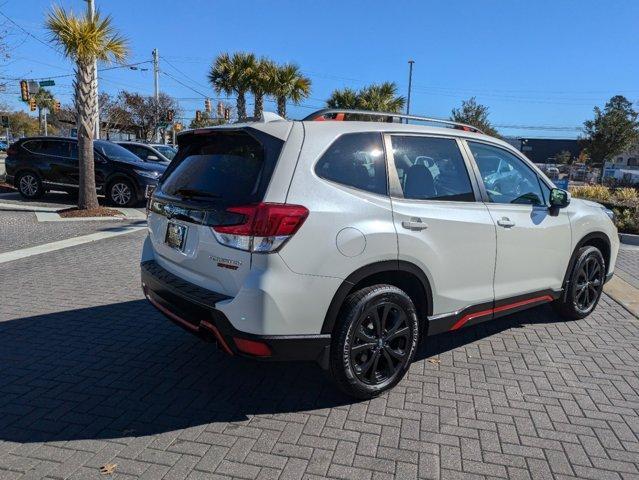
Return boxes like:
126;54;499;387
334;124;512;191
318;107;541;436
450;295;554;331
146;293;198;332
200;320;234;356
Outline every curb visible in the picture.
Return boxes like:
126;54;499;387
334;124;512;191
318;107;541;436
620;233;639;246
604;275;639;319
0;201;146;222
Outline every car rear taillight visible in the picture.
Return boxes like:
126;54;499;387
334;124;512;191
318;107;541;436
212;202;309;253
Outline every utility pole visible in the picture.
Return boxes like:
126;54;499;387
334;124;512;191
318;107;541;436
152;48;161;143
86;0;100;139
43;108;48;136
406;60;415;121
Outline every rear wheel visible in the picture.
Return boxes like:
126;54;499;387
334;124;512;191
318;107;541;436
107;178;136;207
329;285;419;399
553;246;605;319
16;172;44;199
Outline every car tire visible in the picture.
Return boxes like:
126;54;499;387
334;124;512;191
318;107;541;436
553;246;605;320
107;178;136;207
16;172;44;199
329;284;419;399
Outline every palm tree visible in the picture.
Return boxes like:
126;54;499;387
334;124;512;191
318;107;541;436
208;52;256;121
250;58;275;120
326;87;359;109
326;82;405;114
46;6;127;210
33;88;55;135
270;63;311;118
357;82;405;112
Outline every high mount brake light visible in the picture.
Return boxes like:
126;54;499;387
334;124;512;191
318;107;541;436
212;202;309;253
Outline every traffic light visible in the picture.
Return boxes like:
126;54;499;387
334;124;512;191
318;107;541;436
167;109;174;122
195;110;202;122
29;97;36;112
204;98;211;113
53;100;61;113
224;107;231;121
20;80;29;102
217;101;224;117
174;123;183;132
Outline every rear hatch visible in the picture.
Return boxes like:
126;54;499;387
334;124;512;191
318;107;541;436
147;127;286;297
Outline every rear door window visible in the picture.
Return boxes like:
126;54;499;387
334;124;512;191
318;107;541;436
22;140;42;154
38;140;66;157
390;136;475;201
160;129;283;204
315;132;387;195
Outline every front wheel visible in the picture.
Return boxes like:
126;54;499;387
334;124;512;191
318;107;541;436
329;285;419;399
553;246;605;320
107;179;136;207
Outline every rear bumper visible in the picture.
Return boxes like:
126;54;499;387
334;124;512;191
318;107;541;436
140;260;331;363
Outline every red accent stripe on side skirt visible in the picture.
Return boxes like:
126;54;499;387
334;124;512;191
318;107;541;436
450;295;554;331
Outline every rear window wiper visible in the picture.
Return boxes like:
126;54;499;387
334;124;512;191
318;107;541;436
174;188;221;199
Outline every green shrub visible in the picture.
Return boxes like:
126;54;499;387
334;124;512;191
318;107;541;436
613;187;639;205
569;184;612;202
613;207;639;234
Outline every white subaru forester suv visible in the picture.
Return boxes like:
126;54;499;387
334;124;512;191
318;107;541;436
141;109;619;398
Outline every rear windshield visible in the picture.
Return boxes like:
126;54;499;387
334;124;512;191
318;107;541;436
159;129;283;204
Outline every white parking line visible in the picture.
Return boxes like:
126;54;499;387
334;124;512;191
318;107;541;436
0;226;146;264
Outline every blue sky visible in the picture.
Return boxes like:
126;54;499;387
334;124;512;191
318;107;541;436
2;0;638;138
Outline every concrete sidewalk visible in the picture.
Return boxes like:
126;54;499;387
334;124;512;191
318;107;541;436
605;244;639;318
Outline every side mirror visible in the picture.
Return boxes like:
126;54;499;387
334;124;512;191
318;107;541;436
549;188;570;209
146;155;159;161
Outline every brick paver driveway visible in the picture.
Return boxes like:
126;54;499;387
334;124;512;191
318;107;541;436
1;230;639;479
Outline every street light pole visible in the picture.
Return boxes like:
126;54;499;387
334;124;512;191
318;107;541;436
86;0;99;139
152;48;161;142
406;60;415;121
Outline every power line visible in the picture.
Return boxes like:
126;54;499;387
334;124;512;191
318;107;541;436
27;61;153;81
0;9;63;55
162;56;211;92
160;70;209;98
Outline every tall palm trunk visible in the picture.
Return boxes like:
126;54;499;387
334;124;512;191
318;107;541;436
75;59;99;210
38;108;43;135
277;96;286;118
236;90;247;121
253;92;264;119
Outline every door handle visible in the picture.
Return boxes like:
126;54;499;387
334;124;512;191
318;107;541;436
401;218;428;231
497;217;515;228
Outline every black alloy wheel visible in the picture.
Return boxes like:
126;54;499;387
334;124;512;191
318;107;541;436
349;301;411;386
330;284;419;399
573;252;604;314
553;245;605;320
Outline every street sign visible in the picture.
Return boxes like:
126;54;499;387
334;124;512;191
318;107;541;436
28;80;39;93
39;80;55;87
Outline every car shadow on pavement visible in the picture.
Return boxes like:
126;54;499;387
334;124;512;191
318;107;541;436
0;299;562;444
416;303;563;361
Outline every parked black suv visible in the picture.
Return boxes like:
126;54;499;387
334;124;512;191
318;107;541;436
5;137;166;207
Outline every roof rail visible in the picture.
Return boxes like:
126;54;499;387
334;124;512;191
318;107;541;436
302;108;484;134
